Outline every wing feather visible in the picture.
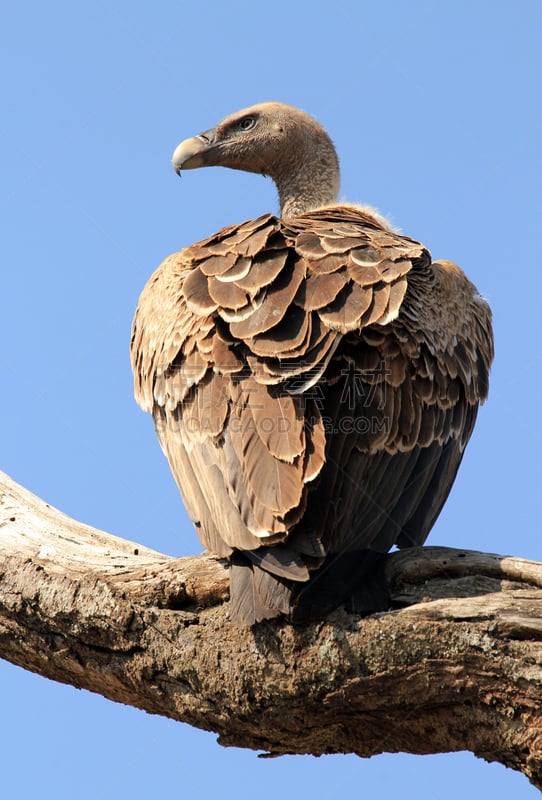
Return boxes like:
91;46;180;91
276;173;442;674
131;204;494;622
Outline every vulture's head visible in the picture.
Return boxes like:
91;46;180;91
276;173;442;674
172;102;340;217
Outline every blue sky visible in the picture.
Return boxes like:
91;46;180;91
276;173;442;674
1;1;541;797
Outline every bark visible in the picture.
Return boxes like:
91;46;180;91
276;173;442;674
0;469;541;789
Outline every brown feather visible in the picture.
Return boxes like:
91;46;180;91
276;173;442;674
294;231;328;258
229;259;304;339
249;305;310;357
199;251;238;276
306;253;349;275
228;224;273;256
302;401;326;482
217;292;266;323
207;275;249;309
183;266;218;314
318;281;373;330
182;372;229;439
379;258;413;282
244;380;304;462
211;333;244;374
215;256;252;282
320;235;365;253
233;249;289;295
294;270;347;310
240;406;304;515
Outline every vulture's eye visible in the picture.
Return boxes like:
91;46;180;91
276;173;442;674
239;116;256;131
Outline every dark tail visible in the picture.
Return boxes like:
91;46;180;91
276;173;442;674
229;549;390;625
229;552;295;624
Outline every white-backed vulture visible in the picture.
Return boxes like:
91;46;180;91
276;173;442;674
131;102;494;624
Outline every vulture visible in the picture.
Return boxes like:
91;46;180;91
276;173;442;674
131;102;494;625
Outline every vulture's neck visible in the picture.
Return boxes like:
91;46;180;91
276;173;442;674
271;134;340;217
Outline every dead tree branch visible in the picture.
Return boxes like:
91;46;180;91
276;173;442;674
0;469;541;789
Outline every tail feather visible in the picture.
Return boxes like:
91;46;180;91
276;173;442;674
229;552;293;624
248;544;309;581
228;549;390;625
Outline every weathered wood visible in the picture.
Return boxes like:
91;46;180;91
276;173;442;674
0;469;541;789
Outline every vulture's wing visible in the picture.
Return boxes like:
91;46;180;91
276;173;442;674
131;206;493;621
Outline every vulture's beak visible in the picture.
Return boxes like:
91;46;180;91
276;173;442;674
172;128;217;174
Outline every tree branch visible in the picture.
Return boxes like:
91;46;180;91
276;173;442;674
1;470;541;789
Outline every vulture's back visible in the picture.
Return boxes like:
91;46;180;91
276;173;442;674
131;205;493;624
